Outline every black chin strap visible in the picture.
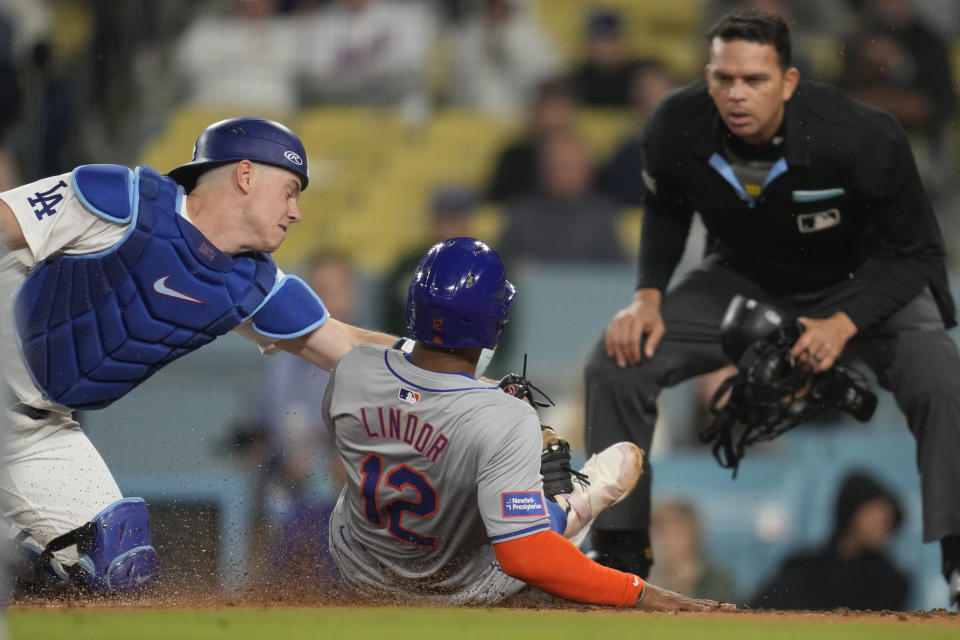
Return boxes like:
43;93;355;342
703;374;751;478
702;360;822;478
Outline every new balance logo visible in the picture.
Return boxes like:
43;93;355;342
153;276;205;304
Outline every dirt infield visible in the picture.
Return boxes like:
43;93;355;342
9;589;960;627
9;589;960;640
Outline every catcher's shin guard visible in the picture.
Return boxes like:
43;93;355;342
29;498;159;594
554;442;643;548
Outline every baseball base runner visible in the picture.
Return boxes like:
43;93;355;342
322;237;734;611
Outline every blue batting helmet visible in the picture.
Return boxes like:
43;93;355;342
406;237;516;349
167;117;308;192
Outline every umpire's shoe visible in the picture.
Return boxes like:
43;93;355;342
555;442;644;548
949;568;960;607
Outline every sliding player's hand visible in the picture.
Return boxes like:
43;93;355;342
635;582;736;612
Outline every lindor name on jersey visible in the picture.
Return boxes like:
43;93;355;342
359;406;451;463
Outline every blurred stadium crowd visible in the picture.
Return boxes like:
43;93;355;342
4;0;960;610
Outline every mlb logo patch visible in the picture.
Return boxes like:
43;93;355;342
398;387;421;406
797;208;841;233
501;492;546;518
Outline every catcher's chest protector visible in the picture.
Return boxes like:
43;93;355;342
13;165;278;409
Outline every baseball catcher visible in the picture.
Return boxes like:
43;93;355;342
1;117;398;596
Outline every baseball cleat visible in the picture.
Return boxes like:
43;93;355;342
555;442;644;548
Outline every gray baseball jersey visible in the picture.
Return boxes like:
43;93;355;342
323;343;550;605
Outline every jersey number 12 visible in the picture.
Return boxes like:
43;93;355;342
360;454;439;548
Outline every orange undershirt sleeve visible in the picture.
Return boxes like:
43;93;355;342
493;530;643;607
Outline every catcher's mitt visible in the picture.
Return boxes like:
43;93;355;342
499;355;587;499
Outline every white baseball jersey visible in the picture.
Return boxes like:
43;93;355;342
0;172;284;560
0;173;282;413
323;343;550;605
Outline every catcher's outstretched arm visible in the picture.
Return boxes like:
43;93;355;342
278;318;396;370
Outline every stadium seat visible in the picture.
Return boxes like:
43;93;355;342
579;109;632;157
535;0;706;80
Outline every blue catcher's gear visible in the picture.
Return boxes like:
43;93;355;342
406;237;515;349
12;164;327;410
252;274;328;339
167;117;309;192
18;498;158;594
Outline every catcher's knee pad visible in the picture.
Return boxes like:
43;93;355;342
38;497;159;593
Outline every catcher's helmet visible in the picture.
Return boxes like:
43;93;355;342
720;295;796;364
406;237;516;349
167;117;308;193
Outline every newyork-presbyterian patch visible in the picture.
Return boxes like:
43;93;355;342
501;492;546;517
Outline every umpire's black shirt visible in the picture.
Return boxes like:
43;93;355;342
638;79;956;330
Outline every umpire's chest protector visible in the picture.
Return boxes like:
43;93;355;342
13;164;278;409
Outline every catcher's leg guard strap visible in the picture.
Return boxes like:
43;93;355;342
10;531;73;593
42;497;159;593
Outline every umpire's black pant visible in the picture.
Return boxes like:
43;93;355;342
584;256;960;544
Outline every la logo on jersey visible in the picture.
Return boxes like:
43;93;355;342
28;180;68;220
501;492;546;517
398;387;421;406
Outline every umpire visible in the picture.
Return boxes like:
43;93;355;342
584;8;960;605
